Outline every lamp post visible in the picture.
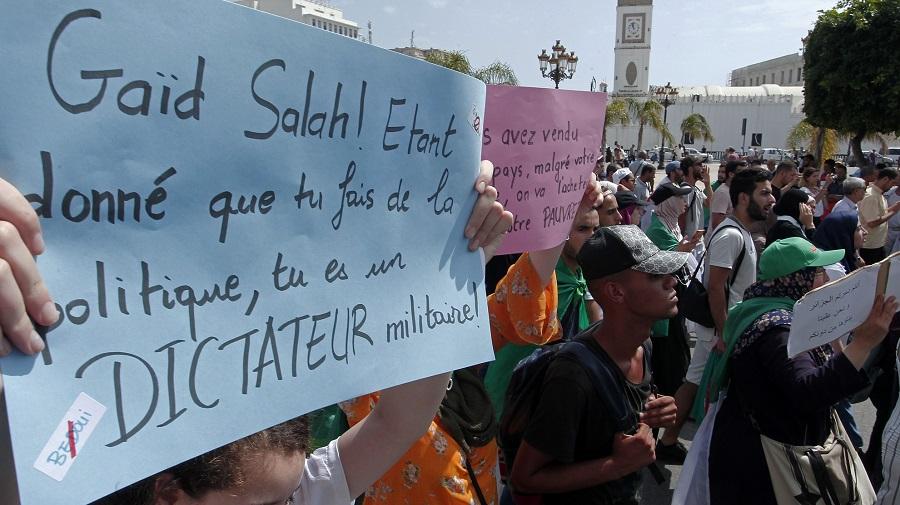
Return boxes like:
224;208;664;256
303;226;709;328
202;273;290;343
538;40;578;89
654;81;678;166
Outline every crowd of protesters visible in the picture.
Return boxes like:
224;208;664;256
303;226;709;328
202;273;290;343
3;142;900;505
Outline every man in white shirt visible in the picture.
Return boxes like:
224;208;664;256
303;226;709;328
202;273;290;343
831;176;867;215
634;163;655;203
709;160;747;230
658;167;776;462
681;157;713;238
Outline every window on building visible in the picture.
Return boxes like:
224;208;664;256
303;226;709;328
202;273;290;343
762;75;766;84
780;70;784;84
771;73;775;83
789;69;793;82
798;67;802;81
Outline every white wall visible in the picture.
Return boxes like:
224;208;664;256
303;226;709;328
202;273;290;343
607;95;806;152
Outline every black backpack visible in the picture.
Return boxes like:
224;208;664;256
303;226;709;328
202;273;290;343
498;326;651;472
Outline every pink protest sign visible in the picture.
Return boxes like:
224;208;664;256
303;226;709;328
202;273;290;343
483;85;606;255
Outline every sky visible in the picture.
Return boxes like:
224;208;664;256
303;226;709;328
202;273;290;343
328;0;837;90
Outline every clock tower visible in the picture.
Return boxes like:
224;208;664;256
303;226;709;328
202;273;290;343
613;0;653;97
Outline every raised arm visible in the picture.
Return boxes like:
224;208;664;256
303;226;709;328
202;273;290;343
339;160;512;497
0;177;59;356
527;173;601;287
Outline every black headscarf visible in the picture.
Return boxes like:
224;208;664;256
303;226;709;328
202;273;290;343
773;188;810;221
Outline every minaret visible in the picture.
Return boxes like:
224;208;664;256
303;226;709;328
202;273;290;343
613;0;653;97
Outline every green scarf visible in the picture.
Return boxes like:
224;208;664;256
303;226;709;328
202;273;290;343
690;296;795;422
555;259;590;332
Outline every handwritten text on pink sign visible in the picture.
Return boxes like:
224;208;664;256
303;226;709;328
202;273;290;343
483;86;606;254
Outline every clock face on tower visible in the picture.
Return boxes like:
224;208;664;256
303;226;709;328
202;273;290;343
622;14;645;43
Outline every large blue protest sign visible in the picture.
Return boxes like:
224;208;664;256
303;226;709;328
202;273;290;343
0;1;491;503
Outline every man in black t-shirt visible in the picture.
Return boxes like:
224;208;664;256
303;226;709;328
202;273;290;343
508;226;685;504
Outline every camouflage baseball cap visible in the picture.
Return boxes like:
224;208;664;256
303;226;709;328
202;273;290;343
577;225;690;280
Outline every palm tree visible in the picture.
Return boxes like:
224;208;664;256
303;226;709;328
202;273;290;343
680;113;715;145
425;50;518;85
473;61;519;85
786;120;840;166
626;98;674;151
603;98;629;150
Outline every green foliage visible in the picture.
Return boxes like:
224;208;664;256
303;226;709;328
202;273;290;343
472;61;519;85
425;50;473;75
804;0;900;137
425;50;518;85
680;113;715;143
787;120;842;163
605;99;630;129
786;120;816;150
602;98;631;148
625;98;674;150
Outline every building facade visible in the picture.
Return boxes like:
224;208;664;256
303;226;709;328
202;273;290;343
606;85;806;152
232;0;359;39
613;0;653;97
729;53;805;87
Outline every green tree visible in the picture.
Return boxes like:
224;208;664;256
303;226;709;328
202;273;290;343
626;98;674;151
425;50;518;85
804;0;900;167
603;98;630;149
680;113;715;145
787;120;889;166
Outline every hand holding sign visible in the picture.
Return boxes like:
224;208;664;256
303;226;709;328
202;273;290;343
0;177;58;356
464;160;514;258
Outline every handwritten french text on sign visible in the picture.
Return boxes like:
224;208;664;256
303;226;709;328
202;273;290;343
482;86;606;255
0;2;491;504
789;265;879;357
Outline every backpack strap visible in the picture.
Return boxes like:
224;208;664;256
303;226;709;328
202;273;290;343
557;338;650;434
704;223;747;305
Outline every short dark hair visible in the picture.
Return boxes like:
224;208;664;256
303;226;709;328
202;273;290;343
876;162;887;171
680;155;699;172
729;166;770;206
775;160;797;175
724;160;747;179
859;165;876;179
640;163;655;176
878;167;898;180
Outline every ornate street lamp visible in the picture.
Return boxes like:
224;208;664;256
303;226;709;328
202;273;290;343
538;40;578;89
654;81;678;166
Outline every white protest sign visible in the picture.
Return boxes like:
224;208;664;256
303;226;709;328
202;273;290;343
788;253;900;357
